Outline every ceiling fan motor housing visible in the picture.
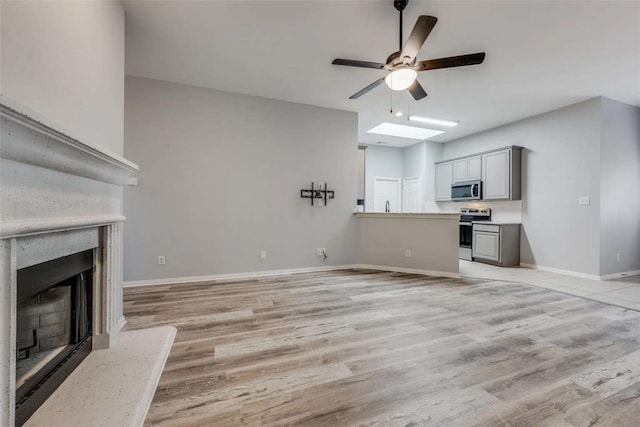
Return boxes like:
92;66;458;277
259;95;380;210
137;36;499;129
394;0;409;12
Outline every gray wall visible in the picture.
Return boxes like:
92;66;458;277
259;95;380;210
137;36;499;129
364;145;404;212
600;98;640;276
443;98;603;276
0;1;125;155
123;76;359;281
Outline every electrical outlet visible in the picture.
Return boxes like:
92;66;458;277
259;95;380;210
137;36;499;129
260;250;267;260
317;248;327;256
578;196;590;205
616;252;621;262
158;256;165;265
405;249;412;258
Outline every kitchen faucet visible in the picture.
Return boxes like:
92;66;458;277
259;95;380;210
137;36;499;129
385;200;390;213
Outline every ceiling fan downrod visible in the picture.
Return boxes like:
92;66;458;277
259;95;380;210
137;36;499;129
394;0;410;51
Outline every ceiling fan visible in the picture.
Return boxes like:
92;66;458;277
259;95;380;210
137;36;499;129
332;0;486;101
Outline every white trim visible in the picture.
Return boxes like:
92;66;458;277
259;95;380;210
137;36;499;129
123;265;359;287
0;215;126;239
1;98;138;187
123;264;460;288
0;96;138;172
520;263;600;281
599;269;640;281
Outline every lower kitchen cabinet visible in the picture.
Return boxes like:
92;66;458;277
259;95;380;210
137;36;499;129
472;223;521;266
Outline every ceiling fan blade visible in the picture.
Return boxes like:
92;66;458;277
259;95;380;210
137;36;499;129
417;52;486;71
400;16;438;63
349;78;385;99
332;58;386;69
407;80;427;100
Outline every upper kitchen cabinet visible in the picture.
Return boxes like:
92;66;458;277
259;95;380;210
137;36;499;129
435;146;522;202
482;147;521;201
453;155;481;183
435;161;453;201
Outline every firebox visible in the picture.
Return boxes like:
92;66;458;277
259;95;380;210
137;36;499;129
15;249;94;426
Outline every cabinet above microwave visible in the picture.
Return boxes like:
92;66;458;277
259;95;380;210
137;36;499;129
435;146;522;202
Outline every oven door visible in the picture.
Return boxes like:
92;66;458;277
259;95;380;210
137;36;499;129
459;222;473;260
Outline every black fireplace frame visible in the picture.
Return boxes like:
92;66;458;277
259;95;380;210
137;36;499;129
15;250;94;426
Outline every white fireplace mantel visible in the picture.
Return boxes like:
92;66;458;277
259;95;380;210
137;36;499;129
0;97;139;426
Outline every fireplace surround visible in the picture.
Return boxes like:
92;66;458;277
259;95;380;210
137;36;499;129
0;98;138;426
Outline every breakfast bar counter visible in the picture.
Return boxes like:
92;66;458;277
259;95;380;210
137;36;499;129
355;212;460;277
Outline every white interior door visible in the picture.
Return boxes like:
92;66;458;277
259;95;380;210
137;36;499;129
373;177;401;212
402;176;422;213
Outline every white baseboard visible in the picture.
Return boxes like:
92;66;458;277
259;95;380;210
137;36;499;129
599;269;640;281
520;263;601;281
123;264;461;288
123;264;360;287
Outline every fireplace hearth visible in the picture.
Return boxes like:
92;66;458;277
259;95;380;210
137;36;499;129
15;250;94;426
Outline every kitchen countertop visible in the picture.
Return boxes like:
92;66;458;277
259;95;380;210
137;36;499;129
355;213;459;220
471;221;522;225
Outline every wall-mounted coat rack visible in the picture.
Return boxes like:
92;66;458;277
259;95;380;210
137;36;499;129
300;182;334;206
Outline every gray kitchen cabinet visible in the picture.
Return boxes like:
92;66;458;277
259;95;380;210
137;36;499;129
435;146;521;203
453;155;481;183
472;223;521;266
435;161;453;201
482;147;521;200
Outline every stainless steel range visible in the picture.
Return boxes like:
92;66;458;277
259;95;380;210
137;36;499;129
459;208;491;260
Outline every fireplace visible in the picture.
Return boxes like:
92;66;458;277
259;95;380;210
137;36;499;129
1;100;138;426
15;250;94;426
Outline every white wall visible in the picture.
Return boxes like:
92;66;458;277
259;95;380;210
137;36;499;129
0;1;125;155
364;145;404;212
123;76;359;281
442;98;603;276
600;98;640;276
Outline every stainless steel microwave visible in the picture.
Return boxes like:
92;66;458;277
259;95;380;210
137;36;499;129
451;180;482;201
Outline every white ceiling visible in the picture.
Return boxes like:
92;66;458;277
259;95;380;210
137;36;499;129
123;0;640;147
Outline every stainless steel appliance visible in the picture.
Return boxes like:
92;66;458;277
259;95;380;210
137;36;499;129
451;180;482;201
459;208;491;260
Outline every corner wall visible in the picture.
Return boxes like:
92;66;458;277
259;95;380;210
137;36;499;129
0;1;125;155
123;76;359;281
600;98;640;277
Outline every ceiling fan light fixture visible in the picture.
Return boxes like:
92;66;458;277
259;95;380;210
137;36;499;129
384;68;417;91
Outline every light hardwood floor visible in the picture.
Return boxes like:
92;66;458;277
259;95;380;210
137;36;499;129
124;269;640;426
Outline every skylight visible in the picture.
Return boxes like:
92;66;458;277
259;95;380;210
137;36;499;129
367;123;444;140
